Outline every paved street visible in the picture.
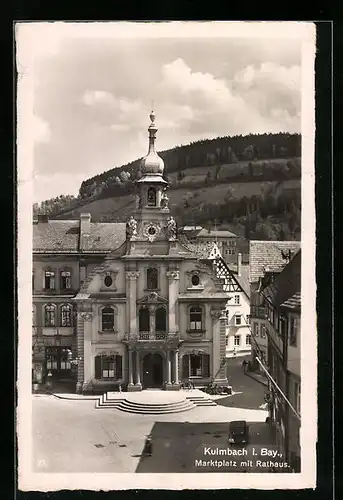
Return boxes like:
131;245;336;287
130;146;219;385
221;356;268;410
32;394;270;473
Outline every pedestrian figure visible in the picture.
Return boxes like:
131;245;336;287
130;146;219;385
118;384;122;393
242;360;247;373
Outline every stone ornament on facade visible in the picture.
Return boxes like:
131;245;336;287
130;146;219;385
143;222;161;242
210;309;226;319
126;270;140;280
166;270;180;280
80;312;93;321
165;216;177;240
126;216;138;239
161;191;169;209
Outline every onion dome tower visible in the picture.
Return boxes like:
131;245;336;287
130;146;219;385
136;110;168;209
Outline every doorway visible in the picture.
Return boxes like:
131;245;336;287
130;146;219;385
143;353;164;388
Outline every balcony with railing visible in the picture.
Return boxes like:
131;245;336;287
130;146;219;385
123;331;181;346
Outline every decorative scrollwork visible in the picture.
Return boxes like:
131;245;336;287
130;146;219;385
166;270;180;280
210;309;225;319
126;270;140;280
80;312;93;321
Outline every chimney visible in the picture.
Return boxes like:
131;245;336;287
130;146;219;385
237;252;242;277
37;214;49;223
80;213;91;250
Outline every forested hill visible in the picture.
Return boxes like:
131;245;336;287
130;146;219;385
78;132;300;199
33;133;301;241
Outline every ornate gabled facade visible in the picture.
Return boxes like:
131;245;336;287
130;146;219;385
210;245;251;358
33;111;229;393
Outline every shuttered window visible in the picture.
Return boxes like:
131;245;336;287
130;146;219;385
94;355;123;380
182;354;210;378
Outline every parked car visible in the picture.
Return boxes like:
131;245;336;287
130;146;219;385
227;420;249;445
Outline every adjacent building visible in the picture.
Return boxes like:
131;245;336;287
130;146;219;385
249;241;301;472
181;226;238;264
249;240;301;369
32;111;229;393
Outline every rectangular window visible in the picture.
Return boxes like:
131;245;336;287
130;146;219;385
246;315;251;325
226;335;229;346
260;325;267;338
235;315;242;326
290;317;298;346
190;307;202;331
246;334;252;345
60;271;72;290
185;354;210;377
234;295;240;304
190;354;202;376
102;356;115;378
44;271;55;290
253;323;259;337
234;335;240;346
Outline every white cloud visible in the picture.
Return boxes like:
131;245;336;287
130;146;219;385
82;90;116;106
33;114;51;143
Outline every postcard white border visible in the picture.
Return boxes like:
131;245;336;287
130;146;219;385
16;21;317;491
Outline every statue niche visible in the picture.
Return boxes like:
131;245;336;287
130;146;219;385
126;216;137;239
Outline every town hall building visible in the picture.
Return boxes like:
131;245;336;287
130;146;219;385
32;111;229;393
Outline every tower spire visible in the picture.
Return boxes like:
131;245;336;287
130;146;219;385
148;108;157;155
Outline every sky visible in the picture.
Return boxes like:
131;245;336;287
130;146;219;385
16;22;311;203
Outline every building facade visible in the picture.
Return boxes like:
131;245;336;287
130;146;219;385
32;111;229;393
252;247;301;472
209;248;251;358
249;240;301;370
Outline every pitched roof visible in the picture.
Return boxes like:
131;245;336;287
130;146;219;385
281;292;301;311
262;250;301;309
249;240;301;283
33;219;126;253
234;264;251;298
177;235;216;259
197;228;238;239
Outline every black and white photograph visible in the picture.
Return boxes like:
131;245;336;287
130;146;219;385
17;21;316;491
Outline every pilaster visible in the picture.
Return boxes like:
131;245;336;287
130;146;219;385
166;270;180;333
126;271;140;334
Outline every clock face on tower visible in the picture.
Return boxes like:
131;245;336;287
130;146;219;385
144;222;161;242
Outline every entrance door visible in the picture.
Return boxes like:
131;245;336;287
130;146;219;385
143;353;163;388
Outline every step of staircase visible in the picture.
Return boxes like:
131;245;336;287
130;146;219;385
94;390;218;414
186;396;218;407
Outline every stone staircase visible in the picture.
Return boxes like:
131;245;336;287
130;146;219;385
95;390;217;414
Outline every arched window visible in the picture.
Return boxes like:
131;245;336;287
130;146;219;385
146;267;158;290
60;304;73;327
155;307;167;332
147;187;157;206
139;307;150;332
44;304;56;327
101;307;115;331
189;306;203;331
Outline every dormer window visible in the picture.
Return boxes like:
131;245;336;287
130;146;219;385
147;187;157;207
